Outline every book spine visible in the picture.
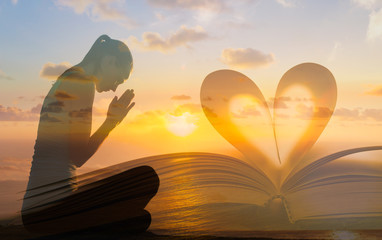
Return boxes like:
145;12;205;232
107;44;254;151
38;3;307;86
265;194;295;223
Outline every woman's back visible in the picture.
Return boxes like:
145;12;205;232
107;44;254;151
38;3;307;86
22;68;95;213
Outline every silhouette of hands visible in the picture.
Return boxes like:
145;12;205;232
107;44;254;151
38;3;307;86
106;89;135;129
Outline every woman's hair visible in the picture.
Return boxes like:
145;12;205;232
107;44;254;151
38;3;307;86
81;35;133;74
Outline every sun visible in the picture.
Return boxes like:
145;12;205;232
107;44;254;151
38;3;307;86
166;112;197;137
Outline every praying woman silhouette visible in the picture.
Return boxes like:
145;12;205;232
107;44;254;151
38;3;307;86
21;35;159;235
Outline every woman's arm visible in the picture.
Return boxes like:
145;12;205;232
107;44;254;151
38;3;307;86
73;89;135;167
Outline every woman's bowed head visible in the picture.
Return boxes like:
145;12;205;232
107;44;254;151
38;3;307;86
77;34;135;129
80;34;133;92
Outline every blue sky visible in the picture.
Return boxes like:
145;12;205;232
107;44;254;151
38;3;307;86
0;1;380;108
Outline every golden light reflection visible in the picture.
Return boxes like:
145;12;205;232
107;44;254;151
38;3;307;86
147;157;208;233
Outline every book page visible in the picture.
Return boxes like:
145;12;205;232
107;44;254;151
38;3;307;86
281;148;382;226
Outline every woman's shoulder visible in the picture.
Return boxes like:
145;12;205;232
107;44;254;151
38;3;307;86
60;66;95;83
57;67;95;91
47;67;95;105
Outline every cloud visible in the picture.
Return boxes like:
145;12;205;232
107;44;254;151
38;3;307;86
165;112;198;137
40;113;62;123
34;95;45;101
334;107;382;121
0;69;14;81
155;12;165;21
268;96;293;109
367;8;382;41
41;100;65;113
312;107;333;118
276;0;296;8
328;42;342;62
128;104;202;132
127;105;202;138
365;85;382;96
172;103;201;116
69;107;92;119
276;96;292;102
352;0;382;41
202;96;212;101
55;90;77;100
171;94;192;100
31;104;42;114
129;110;167;128
0;104;40;121
0;157;31;181
363;108;382;121
231;106;261;119
334;107;361;120
129;25;210;53
295;104;333;120
271;100;288;109
352;0;382;10
55;0;136;28
220;48;274;69
146;0;227;12
40;62;72;80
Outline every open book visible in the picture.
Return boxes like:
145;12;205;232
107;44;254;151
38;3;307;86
194;63;382;229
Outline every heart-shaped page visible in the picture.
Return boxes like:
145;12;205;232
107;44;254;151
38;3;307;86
200;63;337;177
274;63;337;171
200;70;278;176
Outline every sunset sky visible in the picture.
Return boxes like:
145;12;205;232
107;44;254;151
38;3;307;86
1;0;382;182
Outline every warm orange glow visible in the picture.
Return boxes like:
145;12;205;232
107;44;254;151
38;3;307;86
166;112;197;137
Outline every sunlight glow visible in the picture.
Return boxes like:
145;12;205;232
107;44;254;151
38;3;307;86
166;112;197;137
